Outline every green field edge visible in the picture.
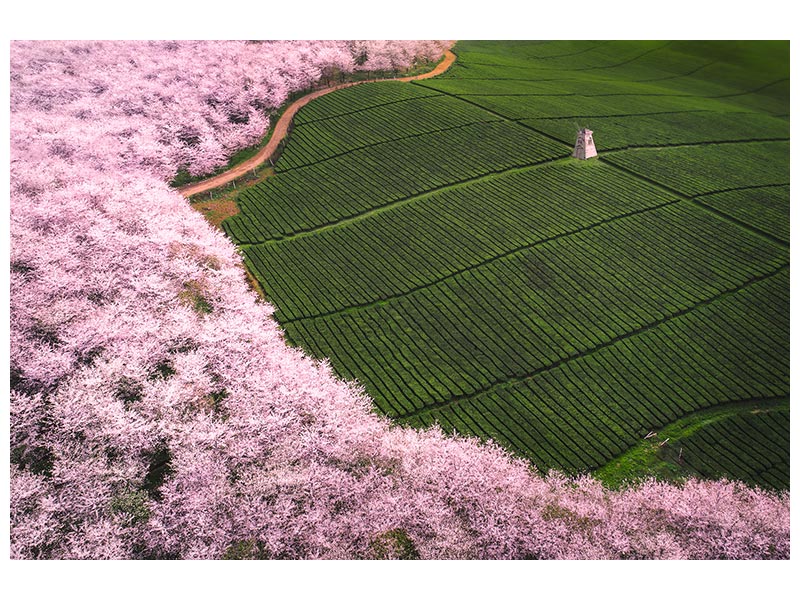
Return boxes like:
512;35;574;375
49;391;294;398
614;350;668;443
411;81;574;149
170;90;310;189
593;395;789;489
277;128;786;179
462;41;611;66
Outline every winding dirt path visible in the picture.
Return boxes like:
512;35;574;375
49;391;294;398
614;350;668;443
178;49;457;198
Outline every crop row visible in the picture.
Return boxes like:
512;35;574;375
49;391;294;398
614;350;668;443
680;409;789;490
697;185;789;243
283;203;787;422
243;161;682;321
524;111;789;151
450;41;610;68
403;270;789;473
418;69;753;100
416;76;685;98
437;61;555;82
448;91;746;121
294;80;441;125
278;94;502;170
601;141;789;197
223;121;568;243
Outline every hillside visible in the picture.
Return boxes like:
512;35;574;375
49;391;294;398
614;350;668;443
223;41;789;489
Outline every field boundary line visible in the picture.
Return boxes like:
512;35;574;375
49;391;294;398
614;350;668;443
690;198;790;245
599;137;790;153
520;109;743;121
480;42;672;74
636;60;719;83
437;100;786;201
692;183;788;199
432;92;703;98
712;78;789;98
178;49;457;198
571;42;673;72
399;264;789;421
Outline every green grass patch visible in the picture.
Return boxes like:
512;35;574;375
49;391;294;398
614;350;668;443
595;397;789;490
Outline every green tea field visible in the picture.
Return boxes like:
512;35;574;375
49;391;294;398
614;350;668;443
223;41;789;488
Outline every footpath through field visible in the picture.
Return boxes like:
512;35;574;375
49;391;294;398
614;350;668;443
178;50;457;198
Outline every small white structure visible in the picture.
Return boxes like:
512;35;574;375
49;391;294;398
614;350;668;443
573;128;598;160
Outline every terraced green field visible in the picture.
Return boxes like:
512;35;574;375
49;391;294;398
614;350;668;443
223;41;789;488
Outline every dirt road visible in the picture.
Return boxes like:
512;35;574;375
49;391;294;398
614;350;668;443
178;49;456;198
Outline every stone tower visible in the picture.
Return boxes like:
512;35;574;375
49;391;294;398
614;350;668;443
573;128;597;160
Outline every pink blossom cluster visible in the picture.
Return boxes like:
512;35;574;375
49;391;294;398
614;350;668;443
10;40;448;178
9;41;789;559
349;40;448;72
